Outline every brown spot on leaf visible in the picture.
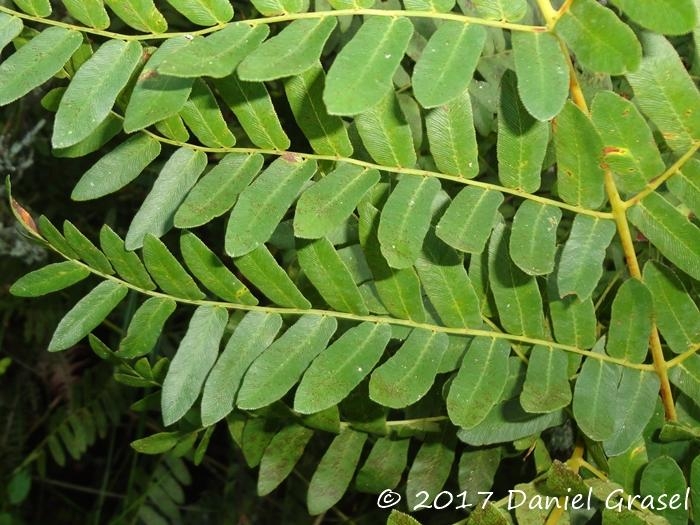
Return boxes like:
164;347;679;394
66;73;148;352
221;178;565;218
282;152;302;163
11;198;38;235
603;146;623;155
138;69;158;82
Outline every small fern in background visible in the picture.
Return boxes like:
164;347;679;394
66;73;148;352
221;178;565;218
2;0;700;524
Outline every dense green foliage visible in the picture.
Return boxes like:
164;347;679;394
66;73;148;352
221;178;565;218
1;0;699;523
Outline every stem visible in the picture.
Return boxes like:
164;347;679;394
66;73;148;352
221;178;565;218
665;344;700;368
535;0;558;27
540;0;677;420
41;245;657;372
623;142;700;209
605;171;677;420
560;46;589;112
0;5;545;41
142;129;615;220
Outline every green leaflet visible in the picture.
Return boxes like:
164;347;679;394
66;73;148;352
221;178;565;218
472;0;526;21
163;0;233;26
54;40;141;148
604;369;660;457
447;337;510;428
174;153;262;229
125;148;207;250
669;355;700;405
426;90;479;178
161;306;228;426
415;229;482;328
398;92;422;152
557;215;616;301
488;223;545;338
155;114;189;142
233;245;311;309
200;312;282;426
378;176;440;269
557;0;641;75
9;0;50;16
412;22;486;109
520;345;571;414
297;237;368;315
469;250;495;318
238;18;336;81
158;24;269;79
510;201;561;276
355;438;409;493
258;424;314;496
214;74;290;150
324;17;413;115
0;27;82;106
307;429;367;515
118;297;176;358
404;0;453;11
359;201;425;322
10;261;90;297
405;436;455;509
54;113;123;159
38;216;78;259
369;329;447;408
640;457;688;525
142;234;205;300
103;0;167;33
123;38;194;132
48;281;128;352
71;134;161;201
236;315;337;410
355;91;416;168
643;262;700;355
547;277;597;350
693;457;700;525
608;440;649;495
237;417;276;468
383;507;421;523
553;101;606;209
0;14;23;52
180;231;257;305
294;322;391;414
458;448;502;505
300;407;340;434
669;159;700;217
591;91;665;195
294;164;379;239
628;192;700;281
225;157;316;257
497;70;549;192
63;221;113;274
572;341;620;441
283;64;353;157
606;279;653;363
131;432;180;454
435;187;503;254
610;0;696;36
511;32;568;121
251;0;308;16
179;79;236;148
327;0;373;6
465;504;511;525
99;225;155;290
62;0;110;29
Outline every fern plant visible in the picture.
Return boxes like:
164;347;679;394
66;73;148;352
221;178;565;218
3;0;700;523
